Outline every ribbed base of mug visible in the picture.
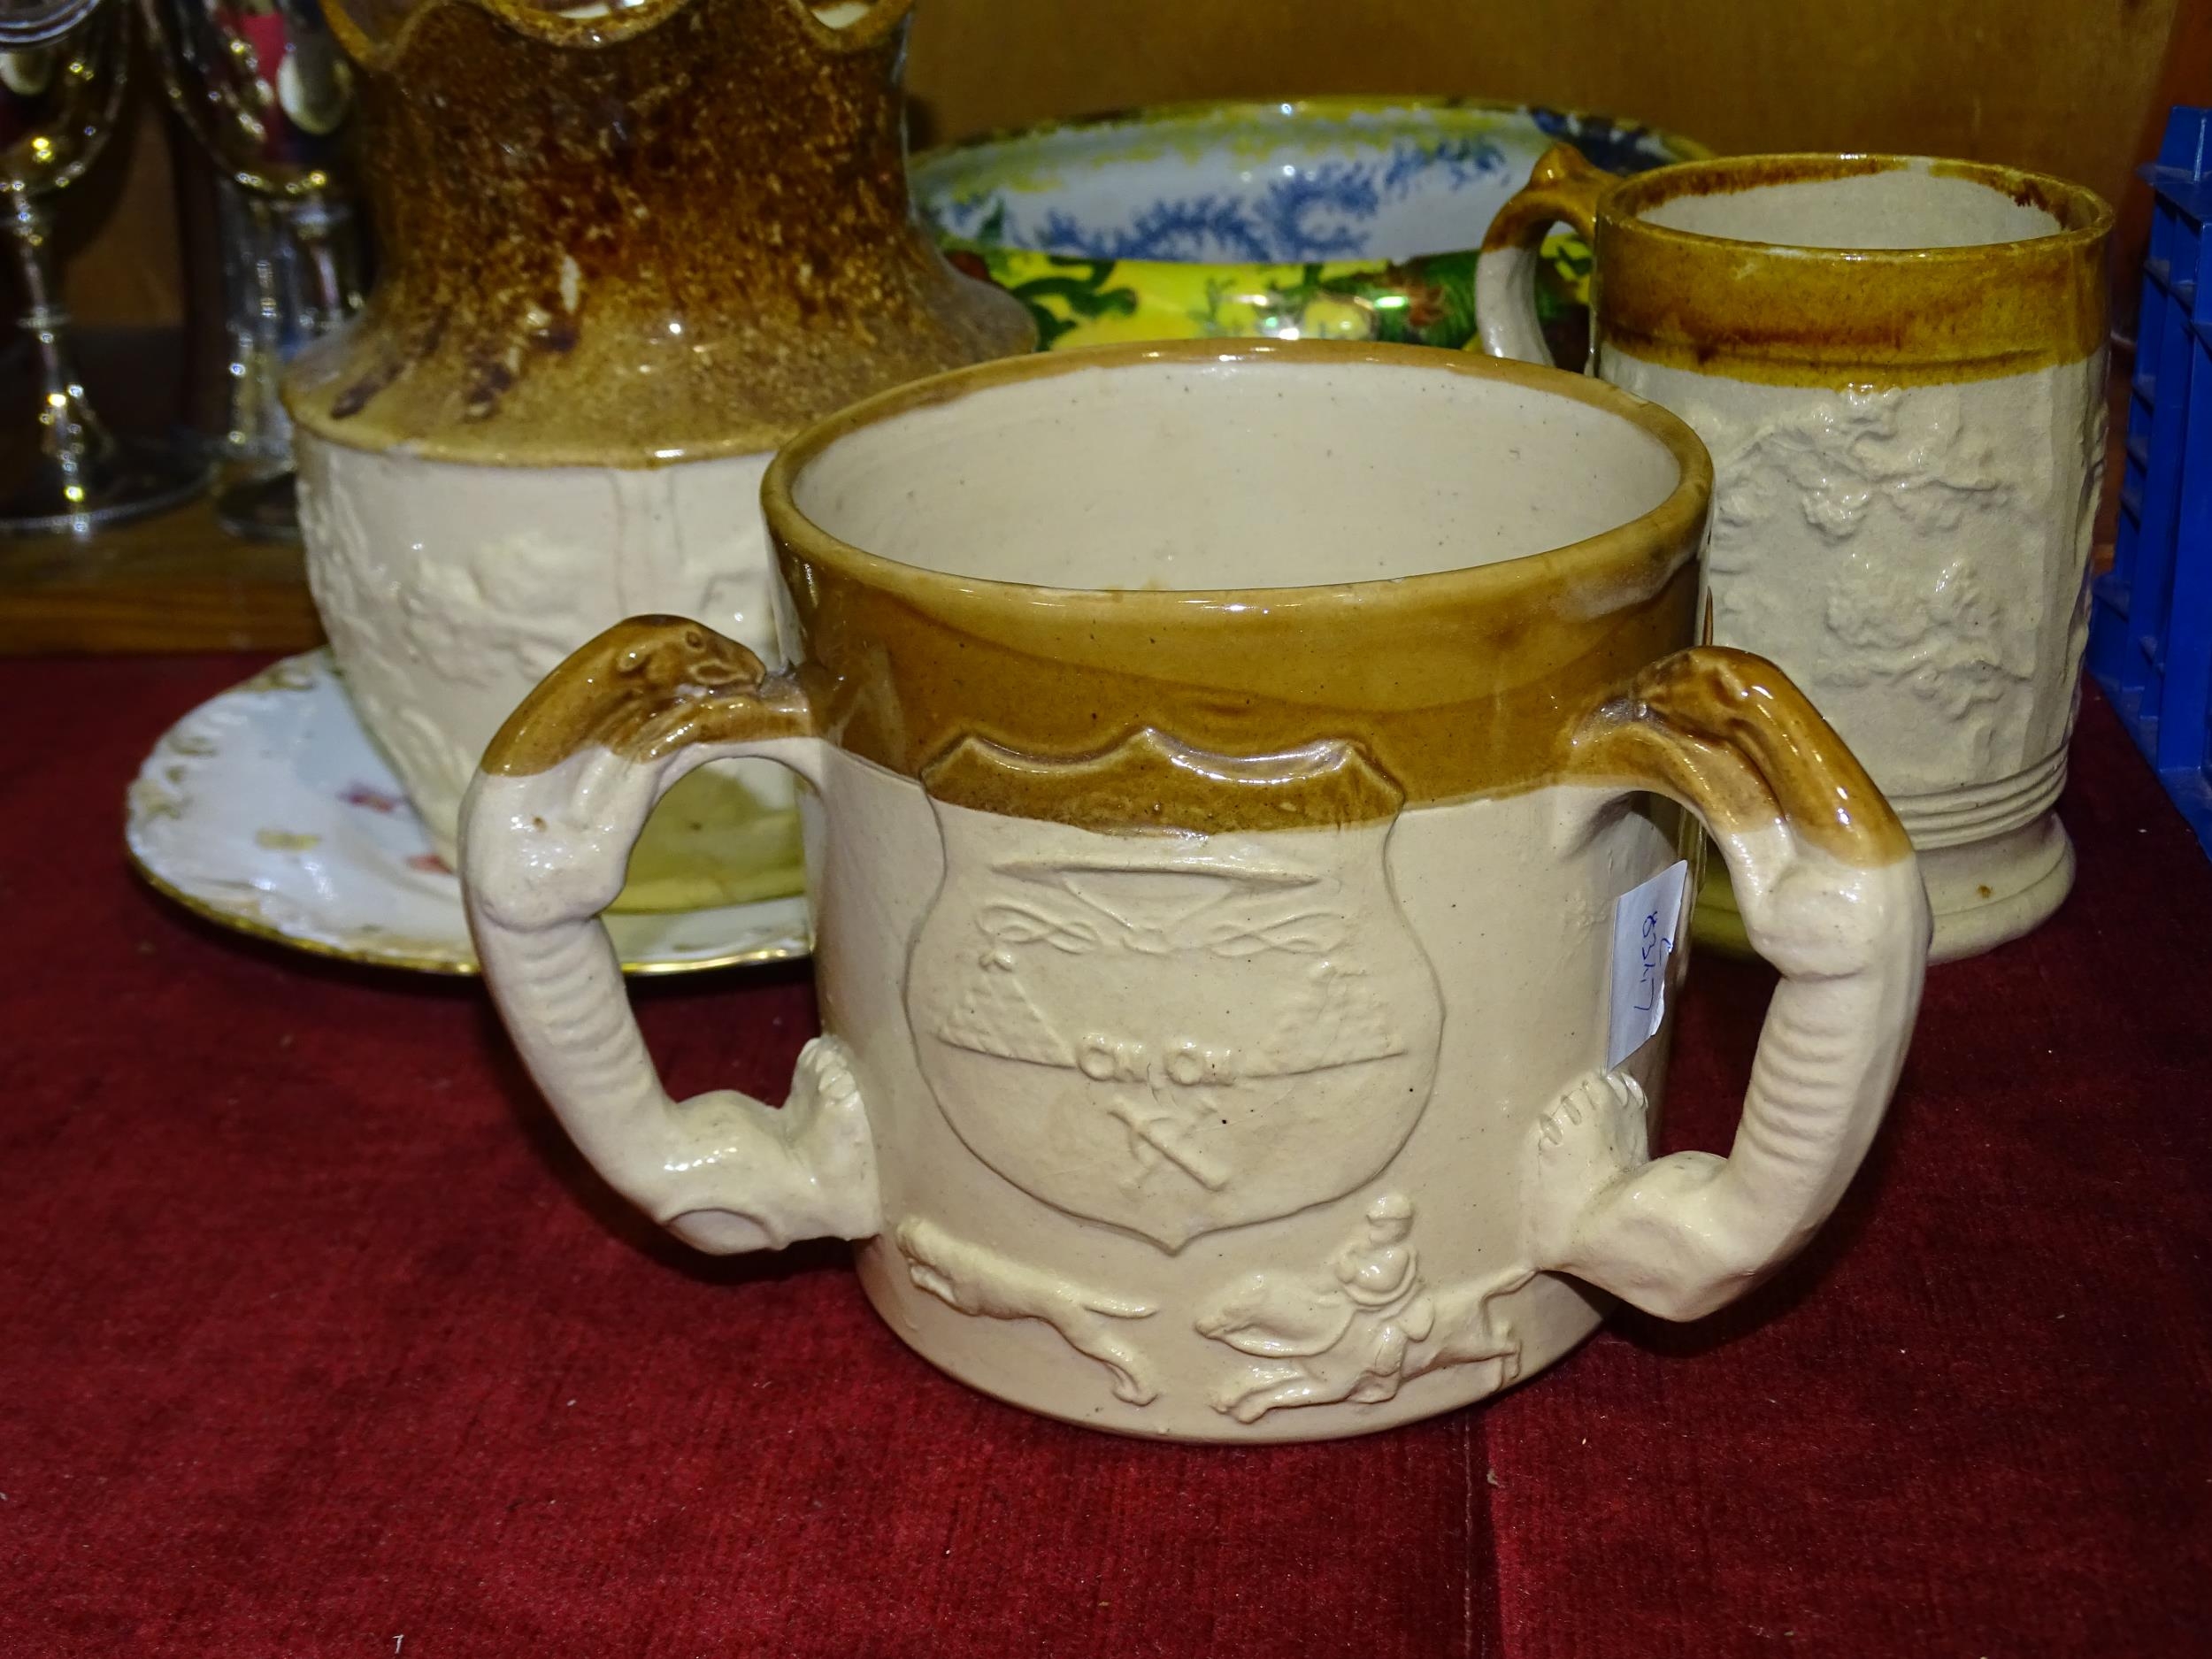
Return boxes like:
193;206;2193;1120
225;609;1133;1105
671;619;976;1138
1693;810;2076;964
1891;748;2071;851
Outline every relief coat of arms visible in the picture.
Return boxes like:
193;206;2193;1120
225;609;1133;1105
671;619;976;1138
904;732;1445;1252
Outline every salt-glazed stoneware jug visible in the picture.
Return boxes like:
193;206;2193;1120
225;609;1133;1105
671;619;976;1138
459;342;1931;1442
1477;147;2113;962
283;0;1032;910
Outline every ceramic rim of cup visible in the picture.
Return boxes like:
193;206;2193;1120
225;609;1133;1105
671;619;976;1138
761;337;1714;611
1588;153;2114;385
1600;151;2113;259
748;339;1720;826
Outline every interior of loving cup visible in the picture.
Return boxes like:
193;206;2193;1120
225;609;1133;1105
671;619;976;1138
1631;157;2074;250
787;350;1684;591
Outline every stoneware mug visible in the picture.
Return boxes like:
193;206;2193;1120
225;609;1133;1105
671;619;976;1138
1477;147;2112;962
459;341;1930;1442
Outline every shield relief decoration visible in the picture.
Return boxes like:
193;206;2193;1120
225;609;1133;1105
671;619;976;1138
904;731;1445;1253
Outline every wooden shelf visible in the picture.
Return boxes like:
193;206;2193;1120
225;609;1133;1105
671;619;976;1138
0;493;319;655
0;325;321;657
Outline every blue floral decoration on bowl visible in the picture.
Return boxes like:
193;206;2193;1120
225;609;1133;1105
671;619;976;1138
912;98;1705;352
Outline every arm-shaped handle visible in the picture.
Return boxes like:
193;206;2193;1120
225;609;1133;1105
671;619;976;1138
1473;141;1618;367
459;617;880;1255
1532;647;1930;1320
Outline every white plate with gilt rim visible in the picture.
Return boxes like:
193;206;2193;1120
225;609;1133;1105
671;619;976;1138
125;649;813;977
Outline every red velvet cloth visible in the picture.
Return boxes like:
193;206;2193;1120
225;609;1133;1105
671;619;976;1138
4;654;2209;1656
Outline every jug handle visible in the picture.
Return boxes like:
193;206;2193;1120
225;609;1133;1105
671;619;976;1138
1473;141;1617;369
459;618;880;1255
1531;647;1931;1320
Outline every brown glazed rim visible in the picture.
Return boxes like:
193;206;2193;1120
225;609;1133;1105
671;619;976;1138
491;338;1907;861
1592;152;2113;384
1601;151;2112;257
761;337;1714;623
322;0;910;69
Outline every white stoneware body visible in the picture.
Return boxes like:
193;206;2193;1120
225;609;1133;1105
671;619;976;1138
1604;352;2106;961
818;754;1674;1439
465;718;1922;1440
297;433;792;864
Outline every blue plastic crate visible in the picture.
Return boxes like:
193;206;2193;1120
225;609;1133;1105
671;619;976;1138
2090;105;2212;857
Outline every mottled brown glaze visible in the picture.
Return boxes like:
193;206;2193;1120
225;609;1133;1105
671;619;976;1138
1590;152;2111;387
482;616;813;775
1568;647;1911;864
921;730;1404;835
1479;141;1609;254
285;0;1033;465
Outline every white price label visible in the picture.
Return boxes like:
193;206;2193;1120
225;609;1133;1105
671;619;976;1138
1608;859;1689;1071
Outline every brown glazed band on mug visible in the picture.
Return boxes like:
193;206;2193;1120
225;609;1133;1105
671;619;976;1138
459;341;1929;1440
1479;145;2109;384
488;343;1903;851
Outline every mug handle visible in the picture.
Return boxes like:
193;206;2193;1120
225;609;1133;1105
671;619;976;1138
1532;647;1930;1321
458;617;881;1255
1473;141;1619;367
